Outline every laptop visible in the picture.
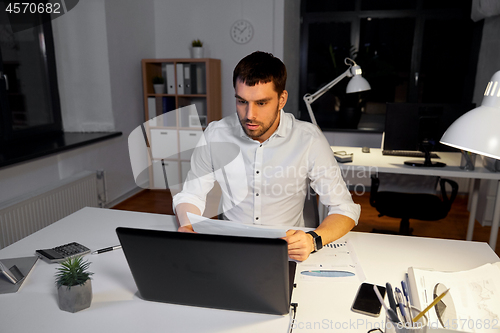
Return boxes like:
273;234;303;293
116;227;296;315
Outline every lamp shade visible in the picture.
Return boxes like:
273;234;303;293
440;71;500;160
346;65;371;93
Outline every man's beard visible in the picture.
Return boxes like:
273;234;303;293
239;106;280;140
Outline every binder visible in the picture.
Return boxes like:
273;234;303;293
162;97;176;126
196;63;206;94
155;96;162;123
183;64;192;94
166;64;176;94
148;97;156;126
176;63;184;95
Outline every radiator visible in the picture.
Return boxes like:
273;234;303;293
0;171;100;249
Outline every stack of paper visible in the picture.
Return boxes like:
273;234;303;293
407;263;500;333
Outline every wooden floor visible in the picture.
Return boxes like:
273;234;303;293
112;190;500;257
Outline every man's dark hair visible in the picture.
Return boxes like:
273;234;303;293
233;51;287;96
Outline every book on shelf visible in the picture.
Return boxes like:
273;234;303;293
406;263;500;333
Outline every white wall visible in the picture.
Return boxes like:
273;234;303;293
154;0;287;119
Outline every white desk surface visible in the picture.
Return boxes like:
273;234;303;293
0;207;498;333
331;146;500;180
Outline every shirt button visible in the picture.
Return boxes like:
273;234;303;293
256;171;259;174
256;193;259;196
255;217;259;220
260;144;262;147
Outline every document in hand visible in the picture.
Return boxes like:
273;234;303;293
187;213;287;238
407;263;500;333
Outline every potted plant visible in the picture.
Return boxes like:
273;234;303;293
152;75;165;94
191;39;204;58
55;256;93;313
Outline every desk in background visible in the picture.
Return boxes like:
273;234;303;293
331;146;500;249
0;207;498;332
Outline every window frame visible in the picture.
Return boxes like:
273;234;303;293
299;0;482;132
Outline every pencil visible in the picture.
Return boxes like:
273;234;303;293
412;288;450;323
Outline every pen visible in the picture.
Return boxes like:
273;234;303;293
413;288;450;323
401;281;414;323
373;284;400;323
386;283;398;313
91;245;122;255
395;287;410;324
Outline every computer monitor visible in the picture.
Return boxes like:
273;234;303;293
384;103;474;167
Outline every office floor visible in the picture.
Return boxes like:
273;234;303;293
111;190;500;257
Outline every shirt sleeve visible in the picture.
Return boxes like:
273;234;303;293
172;130;216;215
307;130;361;225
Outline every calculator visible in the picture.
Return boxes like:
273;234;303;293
36;242;91;263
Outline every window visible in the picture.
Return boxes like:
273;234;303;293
299;0;482;132
0;6;62;146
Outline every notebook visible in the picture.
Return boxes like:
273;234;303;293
116;227;296;315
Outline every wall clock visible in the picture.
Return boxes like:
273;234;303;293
230;19;254;44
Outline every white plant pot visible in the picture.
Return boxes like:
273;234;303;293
192;47;204;59
153;84;164;94
57;280;93;313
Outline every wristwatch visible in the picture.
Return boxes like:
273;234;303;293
306;231;323;253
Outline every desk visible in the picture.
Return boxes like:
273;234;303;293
331;146;500;248
0;207;498;332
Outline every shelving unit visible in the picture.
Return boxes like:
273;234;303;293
141;58;221;191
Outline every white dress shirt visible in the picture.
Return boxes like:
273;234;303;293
173;109;360;227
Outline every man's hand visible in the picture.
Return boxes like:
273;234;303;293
283;229;314;261
175;203;201;233
178;224;196;233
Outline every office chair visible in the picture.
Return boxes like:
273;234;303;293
370;173;458;235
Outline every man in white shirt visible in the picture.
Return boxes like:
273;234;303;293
173;51;360;261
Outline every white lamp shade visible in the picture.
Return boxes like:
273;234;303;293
346;75;371;93
440;70;500;160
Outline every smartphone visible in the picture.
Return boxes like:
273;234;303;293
351;283;386;317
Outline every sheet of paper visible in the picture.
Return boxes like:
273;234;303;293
296;239;366;283
410;263;500;333
187;213;286;238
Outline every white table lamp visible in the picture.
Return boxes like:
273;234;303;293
440;71;500;160
303;58;371;126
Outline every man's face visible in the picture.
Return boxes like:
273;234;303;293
235;79;288;143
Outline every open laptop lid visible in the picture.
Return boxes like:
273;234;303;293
116;227;296;315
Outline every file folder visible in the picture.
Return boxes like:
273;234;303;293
183;64;192;94
166;64;176;94
176;63;184;95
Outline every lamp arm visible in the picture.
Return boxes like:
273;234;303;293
305;68;352;104
303;67;352;126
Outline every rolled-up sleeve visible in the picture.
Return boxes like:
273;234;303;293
307;131;361;225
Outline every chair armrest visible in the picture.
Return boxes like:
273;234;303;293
439;178;459;206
